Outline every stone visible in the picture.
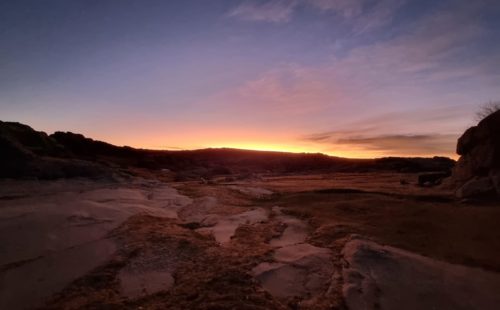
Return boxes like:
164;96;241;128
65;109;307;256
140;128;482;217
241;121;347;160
418;171;450;187
456;177;495;199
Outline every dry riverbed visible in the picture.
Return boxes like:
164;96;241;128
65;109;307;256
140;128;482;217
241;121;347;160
1;173;500;309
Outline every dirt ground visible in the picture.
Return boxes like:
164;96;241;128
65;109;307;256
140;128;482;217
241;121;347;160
1;172;500;309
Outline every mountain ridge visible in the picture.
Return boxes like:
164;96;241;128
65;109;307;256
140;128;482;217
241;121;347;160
0;120;455;179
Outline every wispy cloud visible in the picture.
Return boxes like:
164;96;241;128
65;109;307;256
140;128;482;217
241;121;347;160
229;0;405;33
228;0;297;23
207;64;339;118
308;0;406;33
301;106;474;157
352;0;406;34
304;129;458;157
306;0;364;17
335;134;457;155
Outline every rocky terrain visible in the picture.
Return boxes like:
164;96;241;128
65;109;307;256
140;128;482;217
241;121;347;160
1;120;499;309
1;173;500;310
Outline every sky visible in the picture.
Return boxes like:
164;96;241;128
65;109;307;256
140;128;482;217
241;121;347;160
1;0;500;158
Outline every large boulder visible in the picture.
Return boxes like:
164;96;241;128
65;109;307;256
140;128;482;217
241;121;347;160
453;110;500;199
456;177;495;199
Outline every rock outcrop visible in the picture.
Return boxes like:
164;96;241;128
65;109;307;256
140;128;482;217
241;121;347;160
0;121;107;179
0;121;66;159
453;110;500;199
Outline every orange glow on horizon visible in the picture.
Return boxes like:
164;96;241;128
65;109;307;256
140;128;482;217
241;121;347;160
126;141;457;160
136;139;380;158
84;128;457;160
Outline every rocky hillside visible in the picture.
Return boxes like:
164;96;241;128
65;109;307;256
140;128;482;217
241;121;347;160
0;121;65;159
453;110;500;198
0;121;107;179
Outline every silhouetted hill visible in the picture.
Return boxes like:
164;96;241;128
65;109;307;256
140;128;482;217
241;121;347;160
0;121;65;159
0;121;107;179
0;121;455;179
51;131;139;159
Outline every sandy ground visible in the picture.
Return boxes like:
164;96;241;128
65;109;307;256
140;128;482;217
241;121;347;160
1;173;500;309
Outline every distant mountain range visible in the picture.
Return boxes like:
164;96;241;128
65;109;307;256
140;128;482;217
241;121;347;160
0;120;455;180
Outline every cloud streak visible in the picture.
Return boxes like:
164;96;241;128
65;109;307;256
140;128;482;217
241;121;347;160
229;0;405;32
205;64;340;120
301;105;472;157
228;0;297;23
306;0;364;17
306;0;406;34
304;130;458;157
335;134;457;155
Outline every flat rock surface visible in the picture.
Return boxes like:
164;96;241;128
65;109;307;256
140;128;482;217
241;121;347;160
252;208;334;301
269;207;308;247
342;238;500;310
228;186;273;198
0;179;191;309
196;208;269;244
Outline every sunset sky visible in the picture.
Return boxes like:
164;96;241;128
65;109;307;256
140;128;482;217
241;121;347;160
2;0;500;158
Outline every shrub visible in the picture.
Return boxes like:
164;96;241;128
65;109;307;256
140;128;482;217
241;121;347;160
476;101;500;122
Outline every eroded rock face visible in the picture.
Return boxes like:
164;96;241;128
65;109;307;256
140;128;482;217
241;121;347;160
453;110;500;198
